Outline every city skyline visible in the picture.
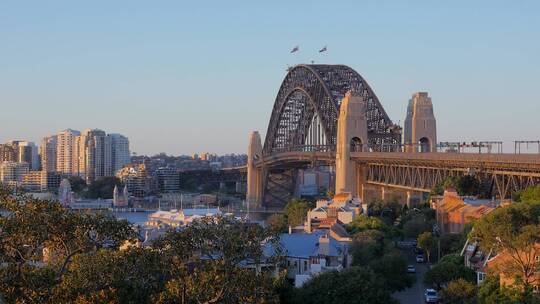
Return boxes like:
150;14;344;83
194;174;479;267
1;1;539;155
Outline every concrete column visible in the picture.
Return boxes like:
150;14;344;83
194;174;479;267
381;186;387;201
246;131;263;206
406;191;412;207
335;91;368;196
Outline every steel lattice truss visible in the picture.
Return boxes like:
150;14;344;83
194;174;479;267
366;163;540;199
263;64;401;155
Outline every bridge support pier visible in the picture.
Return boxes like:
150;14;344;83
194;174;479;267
335;91;368;197
406;191;411;207
381;186;387;201
404;92;437;153
247;131;263;206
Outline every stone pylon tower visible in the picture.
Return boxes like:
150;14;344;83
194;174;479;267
404;92;437;152
246;131;263;206
335;91;368;196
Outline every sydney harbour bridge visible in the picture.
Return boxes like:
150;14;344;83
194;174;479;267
199;64;540;208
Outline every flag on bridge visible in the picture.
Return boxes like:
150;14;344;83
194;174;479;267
319;46;327;53
290;45;299;53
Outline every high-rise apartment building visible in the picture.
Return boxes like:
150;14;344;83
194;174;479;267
78;129;110;182
0;141;39;170
15;141;39;170
56;129;81;175
40;136;57;172
0;161;29;186
109;133;130;174
0;144;17;162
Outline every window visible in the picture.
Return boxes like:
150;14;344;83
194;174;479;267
478;272;486;283
304;260;308;272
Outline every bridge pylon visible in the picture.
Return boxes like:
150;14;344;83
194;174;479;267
246;131;263;206
404;92;437;153
335;91;368;197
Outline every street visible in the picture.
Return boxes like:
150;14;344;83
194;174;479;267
393;250;430;304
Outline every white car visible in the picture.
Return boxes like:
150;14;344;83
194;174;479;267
424;288;439;303
416;254;425;263
407;264;416;273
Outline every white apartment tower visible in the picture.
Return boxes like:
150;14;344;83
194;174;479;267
56;129;81;175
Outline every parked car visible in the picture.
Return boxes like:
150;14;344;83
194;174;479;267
416;254;425;263
407;264;416;273
424;288;439;303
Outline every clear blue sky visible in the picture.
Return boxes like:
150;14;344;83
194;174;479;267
1;1;538;155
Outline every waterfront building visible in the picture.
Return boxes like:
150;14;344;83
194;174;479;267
116;164;150;197
0;161;29;186
146;208;221;228
156;167;180;193
113;185;129;207
58;178;74;207
40;136;57;172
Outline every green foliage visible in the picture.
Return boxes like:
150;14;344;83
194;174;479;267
85;176;123;199
292;267;398;304
470;200;540;287
350;230;385;266
432;176;483;197
520;184;540;203
439;233;465;256
0;186;283;303
53;248;167;303
477;274;540;304
368;253;414;292
368;199;403;223
401;213;432;238
266;213;288;233
346;215;388;235
283;199;314;227
152;216;281;304
440;278;477;304
0;187;137;303
68;176;87;194
417;231;436;262
423;254;476;289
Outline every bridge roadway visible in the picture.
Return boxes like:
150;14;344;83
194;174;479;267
254;151;540;198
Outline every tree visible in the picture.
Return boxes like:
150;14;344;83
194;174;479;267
85;176;123;199
52;248;167;303
369;253;414;292
401;213;432;238
152;216;281;303
283;199;314;227
417;232;436;262
293;267;398;304
350;230;385;266
440;278;477;304
68;176;87;194
266;213;288;233
520;184;540;203
423;254;476;289
0;187;136;303
346;215;388;235
471;201;540;288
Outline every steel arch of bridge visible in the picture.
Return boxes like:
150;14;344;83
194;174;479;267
263;64;401;155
